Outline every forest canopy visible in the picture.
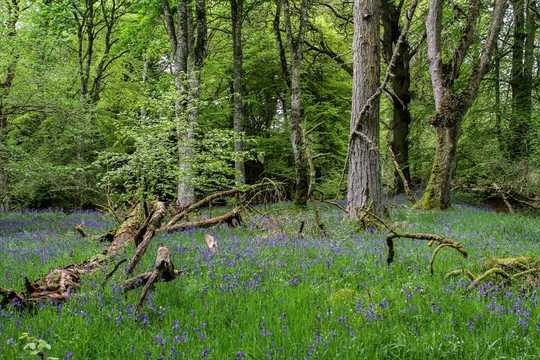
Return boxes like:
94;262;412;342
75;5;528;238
0;0;538;212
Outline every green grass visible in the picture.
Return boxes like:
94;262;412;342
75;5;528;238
0;204;539;359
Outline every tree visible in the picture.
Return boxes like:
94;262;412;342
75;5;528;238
417;0;508;210
231;0;245;185
161;0;208;208
0;0;21;210
282;0;310;206
70;0;130;104
347;0;382;217
382;0;415;193
508;0;536;160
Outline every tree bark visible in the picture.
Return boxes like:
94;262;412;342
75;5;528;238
283;0;310;206
231;0;246;185
382;0;413;193
347;0;382;218
162;0;207;209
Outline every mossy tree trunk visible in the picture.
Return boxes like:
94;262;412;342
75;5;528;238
417;126;458;209
418;0;507;210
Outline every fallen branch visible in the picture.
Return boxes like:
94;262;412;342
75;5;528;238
386;231;468;265
388;146;416;204
467;267;511;290
163;208;242;233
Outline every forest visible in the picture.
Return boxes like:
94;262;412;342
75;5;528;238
0;0;539;358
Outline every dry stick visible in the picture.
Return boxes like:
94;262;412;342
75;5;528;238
298;220;305;238
314;206;327;236
388;146;416;204
125;202;167;275
167;188;240;227
334;0;419;199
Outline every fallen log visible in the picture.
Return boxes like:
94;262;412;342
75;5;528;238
0;202;166;309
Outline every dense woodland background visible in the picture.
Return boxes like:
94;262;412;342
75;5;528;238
0;0;539;212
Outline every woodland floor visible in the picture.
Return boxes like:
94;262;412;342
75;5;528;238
0;202;539;359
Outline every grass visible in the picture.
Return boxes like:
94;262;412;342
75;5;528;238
0;203;539;359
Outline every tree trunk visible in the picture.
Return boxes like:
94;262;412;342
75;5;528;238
382;0;413;194
418;0;507;210
347;0;382;218
417;126;458;209
508;0;535;160
231;0;245;185
0;0;20;212
283;0;310;206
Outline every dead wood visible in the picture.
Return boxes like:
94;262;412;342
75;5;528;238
167;188;241;227
314;206;327;236
75;224;87;237
298;220;305;237
204;234;218;253
388;146;416;204
135;245;177;311
163;208;242;233
386;231;468;265
125;202;167;275
0;202;166;309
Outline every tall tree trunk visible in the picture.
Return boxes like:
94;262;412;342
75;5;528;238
508;0;536;160
382;0;413;193
283;0;310;206
418;0;507;210
231;0;245;185
162;0;207;208
0;0;21;211
347;0;382;218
